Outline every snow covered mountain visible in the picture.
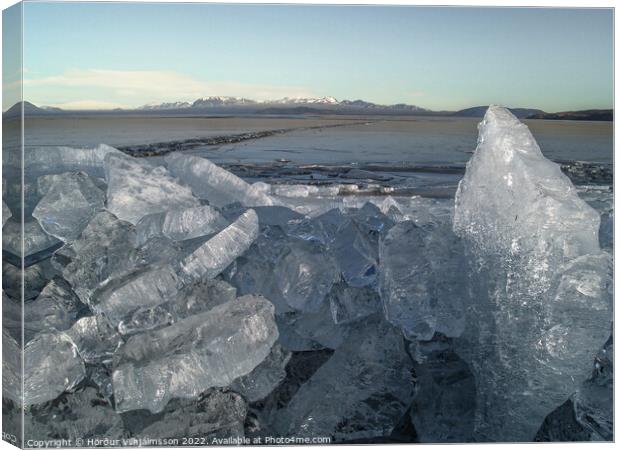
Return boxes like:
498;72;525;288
192;96;257;107
137;96;429;112
270;96;339;105
140;101;192;110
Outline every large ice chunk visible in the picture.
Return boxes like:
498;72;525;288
33;172;105;242
105;153;200;225
454;106;601;258
177;209;259;283
3;219;62;264
272;239;339;312
65;315;123;364
452;106;612;441
91;264;181;325
24;332;86;406
572;336;613;440
17;144;124;178
57;211;137;304
165;153;275;207
327;281;380;325
2;329;22;405
22;277;83;342
135;205;229;245
231;344;291;402
112;294;278;413
379;221;465;340
3;200;11;227
274;315;414;441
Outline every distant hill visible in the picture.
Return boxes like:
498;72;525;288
3;101;54;118
453;106;545;119
525;109;613;121
4;100;612;121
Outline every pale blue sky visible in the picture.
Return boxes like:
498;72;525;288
9;3;615;111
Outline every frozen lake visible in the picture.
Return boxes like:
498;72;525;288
18;114;613;166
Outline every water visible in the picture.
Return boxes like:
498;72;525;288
21;115;612;165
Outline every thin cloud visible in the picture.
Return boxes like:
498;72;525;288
44;100;132;110
23;69;319;108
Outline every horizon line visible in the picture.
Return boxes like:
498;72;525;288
4;99;614;114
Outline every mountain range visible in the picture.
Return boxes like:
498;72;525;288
137;96;430;112
3;99;612;121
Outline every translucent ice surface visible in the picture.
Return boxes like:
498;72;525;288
165;153;275;207
92;264;181;325
274;315;414;441
178;209;259;283
2;200;12;227
3;219;62;263
452;106;612;441
379;221;465;340
24;332;86;406
58;211;138;304
112;294;278;413
136;205;229;244
33;171;105;242
65;315;123;364
16;144;124;178
22;277;83;342
231;344;291;402
105;153;200;225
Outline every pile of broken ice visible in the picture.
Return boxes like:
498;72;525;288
2;106;613;443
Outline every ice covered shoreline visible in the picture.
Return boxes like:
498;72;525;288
2;106;613;443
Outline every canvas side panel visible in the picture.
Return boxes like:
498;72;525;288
2;2;24;448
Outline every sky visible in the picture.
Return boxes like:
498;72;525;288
3;2;614;111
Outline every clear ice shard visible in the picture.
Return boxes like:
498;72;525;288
2;329;21;404
177;209;259;283
165;153;275;207
112;294;278;413
17;144;124;178
33;171;105;242
135;205;229;245
91;264;181;325
22;277;83;342
572;337;613;440
24;332;86;406
379;221;465;340
3;219;61;261
272;239;339;313
57;211;138;304
452;106;612;441
3;200;11;227
65;315;123;364
170;278;237;319
116;278;238;336
104;153;200;225
274;315;414;441
327;281;380;325
231;344;291;402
